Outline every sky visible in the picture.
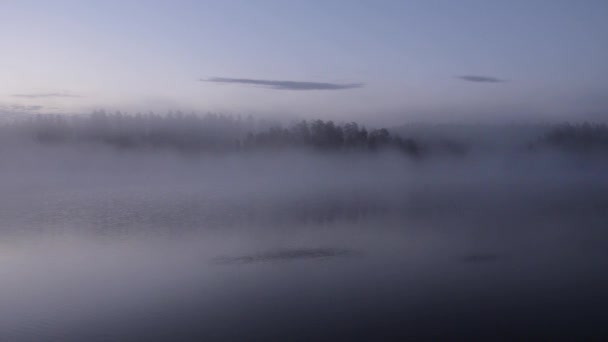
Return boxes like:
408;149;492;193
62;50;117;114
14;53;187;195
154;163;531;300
1;0;607;124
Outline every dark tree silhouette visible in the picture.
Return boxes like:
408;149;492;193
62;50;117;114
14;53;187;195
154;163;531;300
1;113;431;158
539;123;608;153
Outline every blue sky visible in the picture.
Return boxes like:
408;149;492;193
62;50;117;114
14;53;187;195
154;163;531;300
1;0;607;124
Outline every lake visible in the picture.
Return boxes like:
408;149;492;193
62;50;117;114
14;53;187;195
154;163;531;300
1;149;607;340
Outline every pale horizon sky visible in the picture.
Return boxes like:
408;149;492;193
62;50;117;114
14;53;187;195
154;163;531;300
1;0;607;125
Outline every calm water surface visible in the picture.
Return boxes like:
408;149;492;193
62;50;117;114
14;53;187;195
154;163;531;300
1;152;608;340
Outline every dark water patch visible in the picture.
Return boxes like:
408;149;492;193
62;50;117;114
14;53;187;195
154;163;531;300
462;253;502;263
212;247;362;265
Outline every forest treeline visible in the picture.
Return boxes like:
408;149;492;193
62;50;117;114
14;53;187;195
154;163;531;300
536;123;608;153
2;112;421;156
2;112;607;156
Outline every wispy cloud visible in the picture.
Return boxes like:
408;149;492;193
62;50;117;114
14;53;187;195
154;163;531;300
12;92;82;99
0;104;45;118
203;77;364;90
0;104;44;111
9;104;44;111
457;75;506;83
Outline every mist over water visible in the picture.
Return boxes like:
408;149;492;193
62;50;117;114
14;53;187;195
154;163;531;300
4;0;608;338
2;116;608;340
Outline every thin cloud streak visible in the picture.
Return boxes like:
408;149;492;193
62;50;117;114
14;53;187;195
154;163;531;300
457;75;507;83
203;77;364;90
12;92;82;99
7;104;44;111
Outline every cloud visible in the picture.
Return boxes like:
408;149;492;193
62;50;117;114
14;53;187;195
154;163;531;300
12;92;82;98
203;77;364;90
0;104;44;112
0;104;44;120
9;104;44;111
457;75;506;83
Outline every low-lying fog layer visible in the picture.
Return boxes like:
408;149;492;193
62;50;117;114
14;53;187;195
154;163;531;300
1;117;608;340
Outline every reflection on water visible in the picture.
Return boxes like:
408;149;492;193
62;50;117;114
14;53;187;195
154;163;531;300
1;214;607;341
212;247;362;264
1;152;608;340
461;253;502;263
